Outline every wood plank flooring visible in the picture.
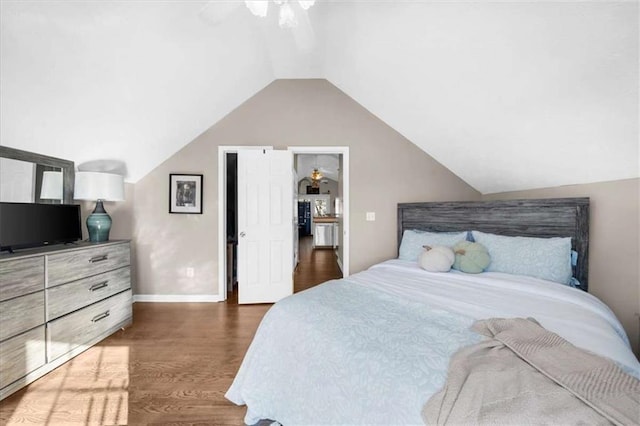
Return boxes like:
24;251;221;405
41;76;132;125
294;236;343;293
0;302;271;425
0;237;342;425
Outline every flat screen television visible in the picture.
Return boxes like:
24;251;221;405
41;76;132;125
0;202;82;253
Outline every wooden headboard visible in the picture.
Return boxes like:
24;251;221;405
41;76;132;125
397;198;590;291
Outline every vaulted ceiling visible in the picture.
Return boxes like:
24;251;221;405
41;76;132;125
1;1;637;194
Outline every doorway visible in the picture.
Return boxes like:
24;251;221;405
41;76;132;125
288;146;350;277
218;146;350;303
293;152;346;292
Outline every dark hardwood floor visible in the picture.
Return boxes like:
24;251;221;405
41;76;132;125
0;302;271;425
294;236;343;293
0;237;342;425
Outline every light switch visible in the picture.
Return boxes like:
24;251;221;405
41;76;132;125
366;212;376;221
186;267;195;278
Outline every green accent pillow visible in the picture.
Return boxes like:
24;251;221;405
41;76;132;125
452;241;491;274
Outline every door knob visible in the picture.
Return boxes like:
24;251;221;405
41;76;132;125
239;232;246;237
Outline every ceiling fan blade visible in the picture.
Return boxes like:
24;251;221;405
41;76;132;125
291;7;316;51
198;1;243;26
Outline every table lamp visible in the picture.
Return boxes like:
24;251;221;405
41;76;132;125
74;171;124;242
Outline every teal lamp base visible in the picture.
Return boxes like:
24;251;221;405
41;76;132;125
87;200;112;242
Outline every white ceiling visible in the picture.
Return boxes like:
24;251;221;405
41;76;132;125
296;154;339;181
1;1;637;194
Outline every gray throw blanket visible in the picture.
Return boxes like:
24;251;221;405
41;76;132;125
423;317;640;425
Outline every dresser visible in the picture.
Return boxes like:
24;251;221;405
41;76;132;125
0;240;132;400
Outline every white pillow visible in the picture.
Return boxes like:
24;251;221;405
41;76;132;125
471;230;572;285
398;230;468;261
419;246;455;272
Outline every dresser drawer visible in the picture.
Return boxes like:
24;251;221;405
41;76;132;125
47;267;130;321
0;326;46;389
47;243;130;287
0;291;44;342
47;290;132;361
0;257;44;302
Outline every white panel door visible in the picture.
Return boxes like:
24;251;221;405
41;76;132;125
237;149;293;304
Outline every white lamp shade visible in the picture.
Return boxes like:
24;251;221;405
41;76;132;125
40;171;63;200
74;172;125;201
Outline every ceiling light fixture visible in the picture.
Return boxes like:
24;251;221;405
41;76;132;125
311;168;323;181
245;0;316;29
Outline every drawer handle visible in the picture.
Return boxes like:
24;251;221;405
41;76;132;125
91;310;110;323
89;255;108;263
89;281;109;292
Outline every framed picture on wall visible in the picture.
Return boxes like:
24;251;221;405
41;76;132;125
169;174;203;214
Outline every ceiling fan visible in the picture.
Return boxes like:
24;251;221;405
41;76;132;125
245;0;316;29
199;1;317;37
310;168;323;181
198;0;318;51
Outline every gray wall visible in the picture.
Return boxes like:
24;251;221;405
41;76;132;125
86;79;638;358
131;79;480;297
483;178;640;356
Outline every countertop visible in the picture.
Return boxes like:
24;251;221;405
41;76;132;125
313;216;339;223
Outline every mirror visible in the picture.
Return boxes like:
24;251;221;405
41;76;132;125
0;146;75;204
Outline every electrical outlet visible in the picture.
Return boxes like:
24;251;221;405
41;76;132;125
186;267;195;278
366;212;376;221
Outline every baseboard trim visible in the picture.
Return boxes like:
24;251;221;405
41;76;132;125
133;294;223;303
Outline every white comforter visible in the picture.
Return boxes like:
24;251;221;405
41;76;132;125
226;260;640;425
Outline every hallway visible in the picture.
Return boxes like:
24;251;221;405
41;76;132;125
294;236;343;293
227;236;342;304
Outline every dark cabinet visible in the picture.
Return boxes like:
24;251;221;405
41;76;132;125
298;201;311;236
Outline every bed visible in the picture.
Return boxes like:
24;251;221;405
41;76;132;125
226;198;640;425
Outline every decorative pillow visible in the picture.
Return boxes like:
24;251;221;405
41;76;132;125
471;230;572;285
398;230;468;261
452;241;490;274
419;245;455;272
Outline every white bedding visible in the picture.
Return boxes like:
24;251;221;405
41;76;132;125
360;260;638;373
226;260;640;425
